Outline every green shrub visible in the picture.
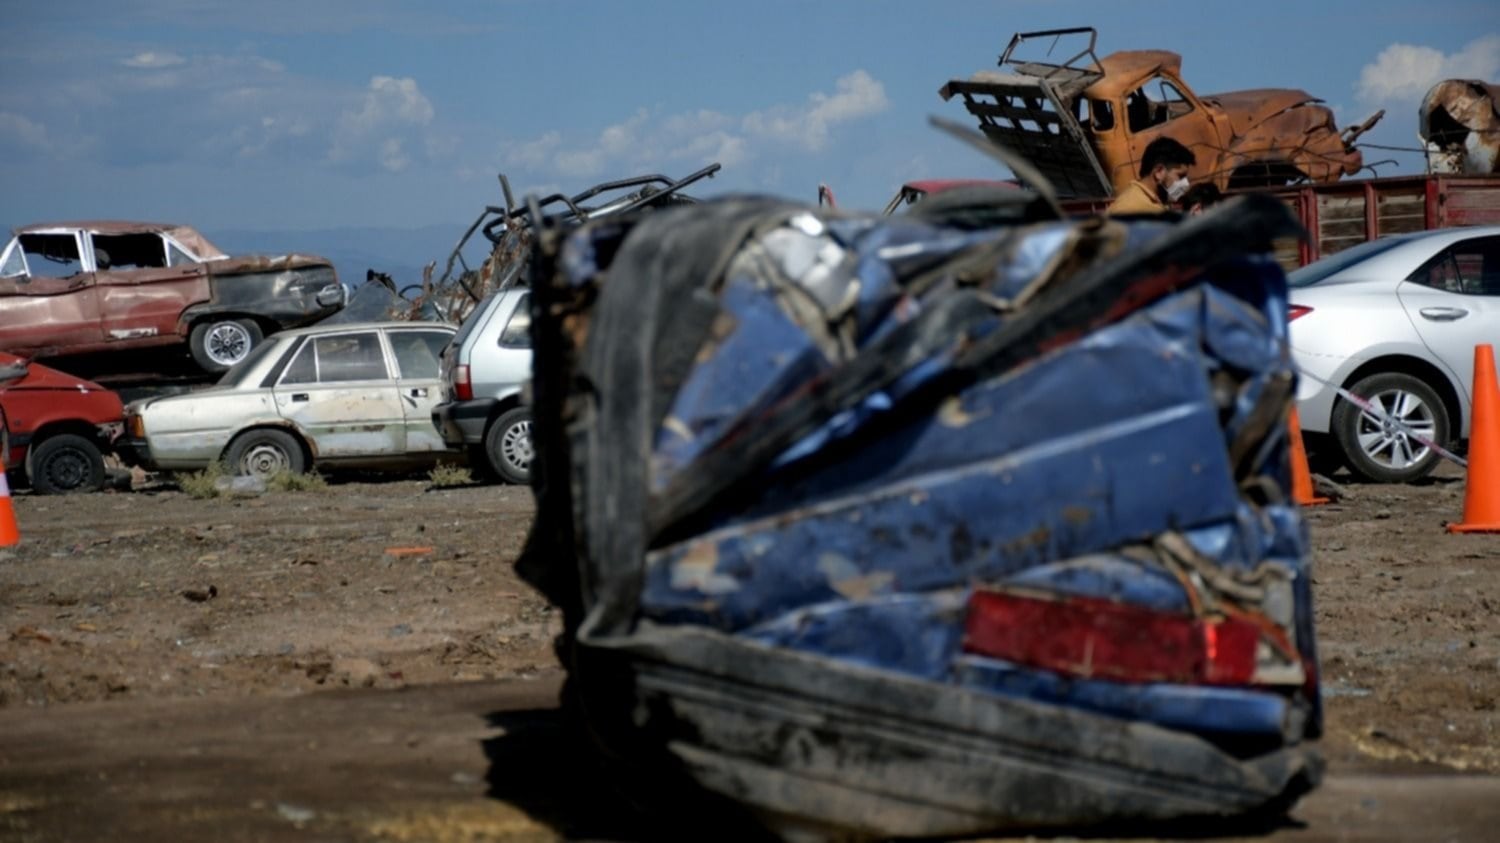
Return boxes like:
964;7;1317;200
265;469;327;492
427;464;474;489
175;462;227;499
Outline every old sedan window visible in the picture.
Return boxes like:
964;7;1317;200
390;330;451;379
16;233;83;279
313;332;388;383
166;241;199;267
91;233;168;271
0;241;24;278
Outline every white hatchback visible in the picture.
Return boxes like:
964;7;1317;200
1290;226;1500;483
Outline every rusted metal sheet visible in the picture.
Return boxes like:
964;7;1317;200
941;27;1381;197
1421;79;1500;176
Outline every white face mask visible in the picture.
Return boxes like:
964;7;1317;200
1166;176;1190;202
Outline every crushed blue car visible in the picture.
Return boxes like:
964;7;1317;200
517;188;1320;840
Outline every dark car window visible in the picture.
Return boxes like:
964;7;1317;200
499;293;531;347
390;330;451;379
16;233;83;279
91;233;167;271
1407;236;1500;296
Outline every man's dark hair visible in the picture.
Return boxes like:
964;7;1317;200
1138;137;1196;178
1178;182;1223;210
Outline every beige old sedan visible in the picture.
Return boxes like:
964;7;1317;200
121;321;459;478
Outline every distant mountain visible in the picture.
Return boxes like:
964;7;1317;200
209;223;490;291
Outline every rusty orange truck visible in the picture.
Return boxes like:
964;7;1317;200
940;28;1384;199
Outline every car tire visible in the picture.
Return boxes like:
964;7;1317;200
190;318;263;373
484;408;533;485
225;429;307;479
29;434;106;495
1332;372;1450;484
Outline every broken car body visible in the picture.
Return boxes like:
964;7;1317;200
519;183;1321;839
0;221;346;375
940;28;1381;198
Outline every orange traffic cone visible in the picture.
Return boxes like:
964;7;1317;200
1449;343;1500;534
1288;406;1329;506
0;468;18;547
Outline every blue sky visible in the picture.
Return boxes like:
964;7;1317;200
3;0;1497;235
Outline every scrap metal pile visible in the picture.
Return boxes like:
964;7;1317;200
518;164;1322;838
336;166;721;325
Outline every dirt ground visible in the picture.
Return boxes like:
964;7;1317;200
1;464;1498;841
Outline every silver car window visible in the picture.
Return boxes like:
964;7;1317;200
499;293;531;347
281;339;318;384
314;332;389;382
1407;236;1500;296
390;330;451;379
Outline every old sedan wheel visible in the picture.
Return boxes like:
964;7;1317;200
1333;372;1449;484
190;318;264;373
30;434;106;495
225;429;307;479
484;409;533;485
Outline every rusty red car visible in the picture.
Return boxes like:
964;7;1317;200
0;352;125;494
0;221;346;375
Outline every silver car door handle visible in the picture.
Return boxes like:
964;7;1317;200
1419;307;1468;321
291;393;309;402
409;387;428;398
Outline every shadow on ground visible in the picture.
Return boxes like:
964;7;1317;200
482;707;775;842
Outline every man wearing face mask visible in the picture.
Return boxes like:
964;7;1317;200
1107;137;1196;215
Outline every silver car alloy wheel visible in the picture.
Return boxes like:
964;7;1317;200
239;442;291;477
501;419;533;472
1356;387;1437;470
205;322;253;367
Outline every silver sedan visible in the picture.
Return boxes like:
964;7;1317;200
1290;226;1500;483
122;321;459;478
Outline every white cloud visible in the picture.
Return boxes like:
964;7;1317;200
1357;35;1500;105
122;51;185;69
0;111;49;149
504;131;561;168
329;76;438;171
502;70;888;179
742;70;889;151
341;76;434;135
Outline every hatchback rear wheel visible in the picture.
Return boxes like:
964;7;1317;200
484;409;533;485
1332;372;1449;483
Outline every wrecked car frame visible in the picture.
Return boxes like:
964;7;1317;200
0;221;345;375
940;27;1382;198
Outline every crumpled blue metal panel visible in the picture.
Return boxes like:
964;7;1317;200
640;284;1251;631
522;192;1321;838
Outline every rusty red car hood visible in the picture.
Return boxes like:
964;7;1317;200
1200;88;1325;137
0;352;112;394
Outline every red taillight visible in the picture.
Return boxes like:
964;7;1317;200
454;364;473;401
963;589;1261;686
1287;305;1313;322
